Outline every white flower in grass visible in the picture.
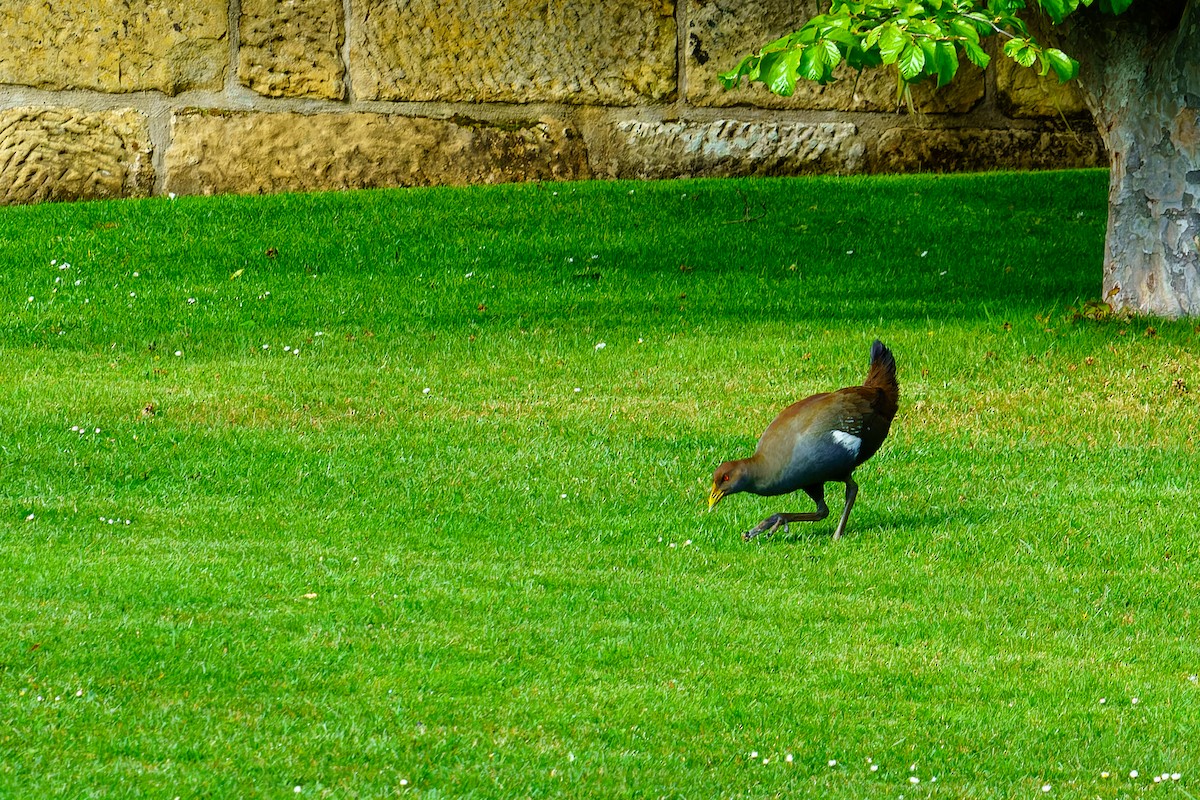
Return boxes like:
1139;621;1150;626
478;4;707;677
785;754;793;763
1042;784;1051;792
1130;770;1139;779
594;342;606;350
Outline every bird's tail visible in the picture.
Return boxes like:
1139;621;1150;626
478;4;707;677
864;339;899;410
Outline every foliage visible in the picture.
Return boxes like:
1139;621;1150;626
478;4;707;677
719;0;1134;100
3;174;1200;797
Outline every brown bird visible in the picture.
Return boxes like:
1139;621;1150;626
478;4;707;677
708;340;899;541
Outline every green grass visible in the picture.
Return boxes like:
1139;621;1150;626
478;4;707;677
2;171;1198;798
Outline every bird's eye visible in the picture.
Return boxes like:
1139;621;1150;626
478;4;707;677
721;473;730;483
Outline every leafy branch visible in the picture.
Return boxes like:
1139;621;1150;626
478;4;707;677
719;0;1133;99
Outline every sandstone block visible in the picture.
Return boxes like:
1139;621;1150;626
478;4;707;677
686;0;983;113
239;0;346;99
591;118;865;179
165;111;589;196
0;108;154;205
872;127;1106;173
350;0;676;104
995;56;1090;119
0;0;226;94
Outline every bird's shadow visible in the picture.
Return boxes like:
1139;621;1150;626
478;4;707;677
731;510;950;544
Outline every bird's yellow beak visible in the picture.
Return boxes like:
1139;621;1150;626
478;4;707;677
707;485;724;512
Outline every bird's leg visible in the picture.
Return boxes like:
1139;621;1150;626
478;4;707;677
743;487;829;541
831;476;858;540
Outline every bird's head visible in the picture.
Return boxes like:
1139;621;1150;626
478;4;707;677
708;460;752;511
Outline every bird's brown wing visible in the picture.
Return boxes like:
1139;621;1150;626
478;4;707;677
830;385;895;464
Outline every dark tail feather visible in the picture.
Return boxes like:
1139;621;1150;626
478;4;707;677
864;339;899;407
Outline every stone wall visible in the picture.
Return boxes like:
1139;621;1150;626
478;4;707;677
0;0;1105;204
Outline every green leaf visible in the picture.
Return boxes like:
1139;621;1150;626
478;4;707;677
1003;37;1037;68
862;25;883;51
763;48;803;96
819;39;844;72
933;41;958;87
798;45;827;84
962;39;990;69
1043;47;1079;82
948;19;980;44
1099;0;1133;13
718;54;755;89
1037;0;1070;23
878;24;907;64
898;41;926;81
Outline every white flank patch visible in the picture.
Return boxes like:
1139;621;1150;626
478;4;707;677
830;430;862;457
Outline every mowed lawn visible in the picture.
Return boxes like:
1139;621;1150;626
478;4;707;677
1;171;1198;798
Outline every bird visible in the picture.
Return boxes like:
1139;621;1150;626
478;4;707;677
708;339;899;541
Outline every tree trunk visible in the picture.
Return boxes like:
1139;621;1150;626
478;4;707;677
1050;1;1200;318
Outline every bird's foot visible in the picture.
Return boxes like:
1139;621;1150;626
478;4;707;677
743;514;789;542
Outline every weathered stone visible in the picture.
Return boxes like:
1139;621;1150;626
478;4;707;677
165;111;589;196
591;118;865;179
350;0;676;104
0;0;226;94
995;56;1090;119
0;108;154;205
872;127;1106;173
686;0;983;113
239;0;346;99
